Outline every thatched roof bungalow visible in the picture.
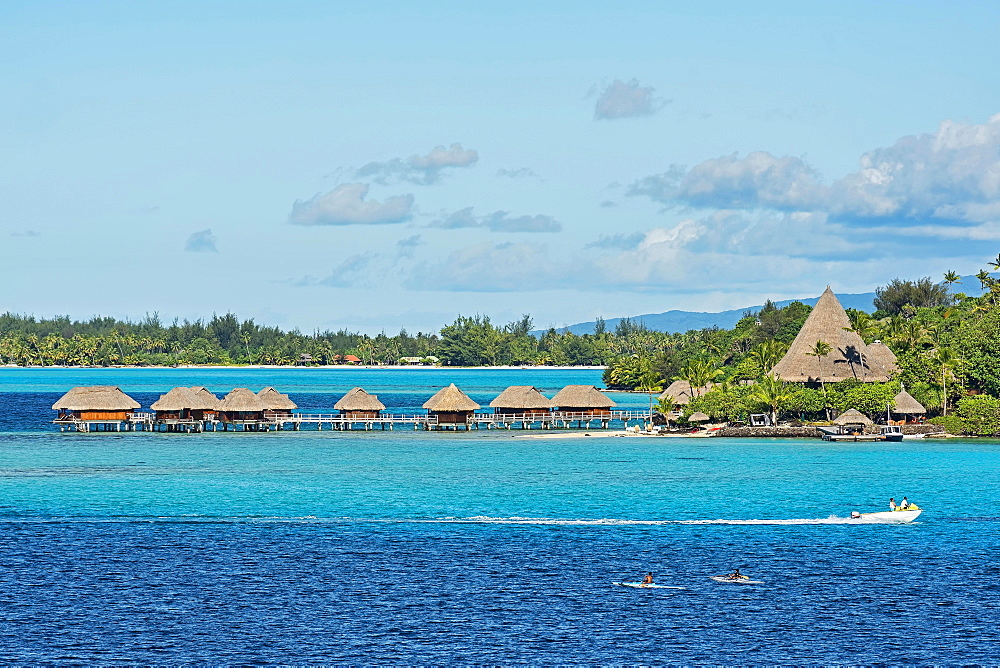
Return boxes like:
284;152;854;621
490;386;554;417
423;383;480;425
52;386;140;422
833;408;874;426
257;387;297;418
151;386;217;421
891;388;926;421
551;385;616;417
216;388;266;423
334;387;386;419
189;387;220;420
771;287;891;383
658;380;714;406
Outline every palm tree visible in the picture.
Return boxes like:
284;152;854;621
805;340;833;419
747;340;787;377
989;254;1000;272
932;347;958;416
750;374;794;426
943;270;962;292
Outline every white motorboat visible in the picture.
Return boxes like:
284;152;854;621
852;508;922;523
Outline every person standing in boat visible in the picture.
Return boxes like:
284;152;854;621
642;572;654;584
889;497;897;511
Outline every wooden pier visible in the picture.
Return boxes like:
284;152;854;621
55;410;652;433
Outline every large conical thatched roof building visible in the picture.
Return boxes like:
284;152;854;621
658;380;714;406
770;286;891;383
866;340;899;377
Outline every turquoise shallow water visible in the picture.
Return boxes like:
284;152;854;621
2;368;999;663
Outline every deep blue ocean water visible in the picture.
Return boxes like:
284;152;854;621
1;368;999;664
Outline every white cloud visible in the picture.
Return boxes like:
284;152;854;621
185;229;218;252
497;167;537;179
430;207;562;233
357;143;479;185
628;114;1000;230
288;183;414;226
593;79;667;120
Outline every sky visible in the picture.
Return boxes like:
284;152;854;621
3;1;1000;334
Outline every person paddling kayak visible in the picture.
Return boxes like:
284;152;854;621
727;569;747;580
642;572;654;584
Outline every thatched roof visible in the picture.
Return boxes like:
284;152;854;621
52;386;140;411
217;388;266;412
866;340;899;376
688;411;710;422
490;386;554;410
833;408;874;426
550;385;616;409
190;387;220;408
151;386;218;411
334;387;386;411
257;387;297;410
658;380;713;405
892;388;926;414
770;286;891;383
423;383;480;411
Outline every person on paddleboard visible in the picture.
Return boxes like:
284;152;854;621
642;573;654;584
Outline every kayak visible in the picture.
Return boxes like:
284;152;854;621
854;508;922;523
710;576;763;584
614;582;685;589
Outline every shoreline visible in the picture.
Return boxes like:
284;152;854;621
2;364;607;371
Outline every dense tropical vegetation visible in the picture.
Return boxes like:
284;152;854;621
4;260;1000;434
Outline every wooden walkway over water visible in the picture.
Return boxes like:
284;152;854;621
55;410;653;433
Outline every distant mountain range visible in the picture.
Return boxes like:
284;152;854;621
543;274;990;336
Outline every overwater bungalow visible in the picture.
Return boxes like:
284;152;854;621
550;385;615;418
771;287;892;383
257;387;297;419
490;386;554;418
216;388;267;428
334;387;385;419
150;387;218;431
189;387;220;421
52;386;143;431
423;383;480;429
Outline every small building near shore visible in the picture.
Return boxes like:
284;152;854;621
833;408;873;433
658;380;714;406
151;387;217;422
257;387;297;419
550;385;615;418
423;383;480;426
891;388;926;423
52;386;141;423
216;388;267;424
490;386;554;418
334;387;385;419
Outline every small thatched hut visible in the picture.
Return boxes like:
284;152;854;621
216;388;266;424
891;388;926;423
833;408;874;427
688;411;711;423
490;386;554;418
151;386;217;421
423;383;480;426
771;286;891;383
334;387;386;419
658;380;713;406
257;387;297;418
52;386;140;422
550;385;615;418
189;387;220;421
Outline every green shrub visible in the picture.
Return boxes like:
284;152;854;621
927;415;964;435
955;395;1000;436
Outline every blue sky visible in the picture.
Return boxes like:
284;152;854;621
3;1;999;334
